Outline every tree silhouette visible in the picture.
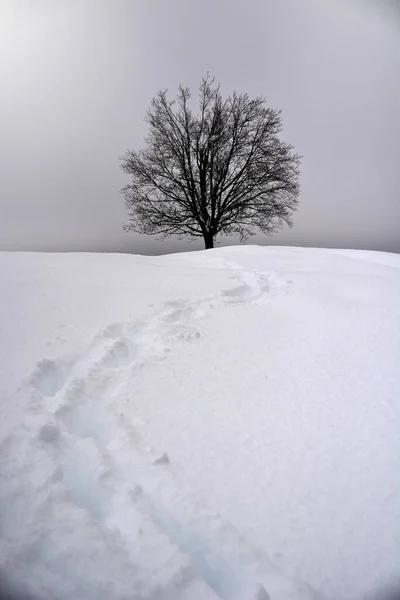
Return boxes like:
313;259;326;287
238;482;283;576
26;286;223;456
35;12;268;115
121;75;301;249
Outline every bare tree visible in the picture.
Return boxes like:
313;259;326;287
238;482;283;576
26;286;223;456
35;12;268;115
120;75;301;250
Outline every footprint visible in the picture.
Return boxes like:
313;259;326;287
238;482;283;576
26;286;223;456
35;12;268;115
148;502;268;600
101;322;125;339
56;404;114;447
222;281;251;302
222;272;286;304
61;441;112;523
37;422;62;443
29;358;73;397
102;337;138;369
163;305;196;324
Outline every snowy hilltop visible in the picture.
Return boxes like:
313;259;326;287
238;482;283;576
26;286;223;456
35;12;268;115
0;246;399;600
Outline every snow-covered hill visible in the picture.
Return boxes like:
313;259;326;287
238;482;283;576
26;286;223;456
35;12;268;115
0;246;399;600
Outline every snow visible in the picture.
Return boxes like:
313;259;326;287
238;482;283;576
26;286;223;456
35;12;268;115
0;245;399;600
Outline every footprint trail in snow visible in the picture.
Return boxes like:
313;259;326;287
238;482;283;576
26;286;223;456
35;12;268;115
1;265;318;600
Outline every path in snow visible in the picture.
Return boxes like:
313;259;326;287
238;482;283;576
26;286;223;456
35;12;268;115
0;264;318;600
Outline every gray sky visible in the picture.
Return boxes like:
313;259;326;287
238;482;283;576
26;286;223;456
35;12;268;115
0;0;399;255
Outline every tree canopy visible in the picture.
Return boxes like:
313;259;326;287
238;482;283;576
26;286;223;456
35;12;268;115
121;75;301;249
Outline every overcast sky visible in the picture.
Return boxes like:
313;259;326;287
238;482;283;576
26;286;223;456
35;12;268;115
0;0;399;255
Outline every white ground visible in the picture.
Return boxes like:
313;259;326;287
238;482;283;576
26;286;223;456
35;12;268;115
0;246;399;600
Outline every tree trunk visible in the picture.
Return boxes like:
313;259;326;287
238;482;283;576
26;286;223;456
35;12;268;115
203;233;214;249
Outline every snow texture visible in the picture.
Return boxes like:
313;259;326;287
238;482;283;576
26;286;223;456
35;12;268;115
0;246;399;600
